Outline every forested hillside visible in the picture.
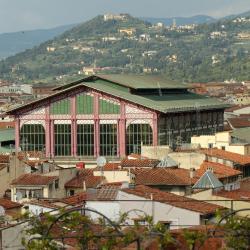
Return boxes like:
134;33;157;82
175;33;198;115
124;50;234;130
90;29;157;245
0;14;250;83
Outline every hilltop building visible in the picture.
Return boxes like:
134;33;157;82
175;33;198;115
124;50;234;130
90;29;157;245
7;75;228;158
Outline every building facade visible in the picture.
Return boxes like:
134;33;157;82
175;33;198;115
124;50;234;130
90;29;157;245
7;75;228;158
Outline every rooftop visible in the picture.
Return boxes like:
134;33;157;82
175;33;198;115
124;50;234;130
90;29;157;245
201;148;250;165
227;118;250;128
0;128;14;142
0;198;22;210
7;75;229;115
192;170;224;190
121;185;222;215
61;193;87;206
11;174;58;186
215;189;250;201
231;127;250;143
132;168;194;186
121;158;160;168
197;161;242;179
64;169;104;189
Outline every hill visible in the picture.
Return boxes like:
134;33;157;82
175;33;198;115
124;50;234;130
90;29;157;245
0;24;76;59
0;13;250;83
141;15;216;26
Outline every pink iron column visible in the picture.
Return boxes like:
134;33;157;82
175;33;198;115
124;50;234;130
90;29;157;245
50;120;54;158
15;117;20;152
71;96;77;157
153;113;158;146
94;93;100;157
45;106;51;158
119;101;126;157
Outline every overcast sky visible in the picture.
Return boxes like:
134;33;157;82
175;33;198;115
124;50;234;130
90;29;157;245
0;0;250;33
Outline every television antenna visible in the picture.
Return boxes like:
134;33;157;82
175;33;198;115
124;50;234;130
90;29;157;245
97;156;107;181
97;156;107;167
24;166;31;174
16;192;23;202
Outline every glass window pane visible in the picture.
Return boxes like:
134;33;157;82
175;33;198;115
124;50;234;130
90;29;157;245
54;124;71;156
126;124;153;155
100;124;117;156
20;124;45;152
77;124;94;156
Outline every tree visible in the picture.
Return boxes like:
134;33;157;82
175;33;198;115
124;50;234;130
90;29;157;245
22;208;175;250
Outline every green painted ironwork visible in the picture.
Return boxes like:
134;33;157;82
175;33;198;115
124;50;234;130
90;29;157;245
51;98;70;115
76;93;93;114
99;99;120;114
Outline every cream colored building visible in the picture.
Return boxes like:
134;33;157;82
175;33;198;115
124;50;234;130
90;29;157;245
188;189;250;217
118;28;136;36
191;130;250;155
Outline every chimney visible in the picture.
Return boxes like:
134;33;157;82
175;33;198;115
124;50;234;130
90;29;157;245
150;193;153;200
206;167;214;173
83;181;86;192
190;168;196;179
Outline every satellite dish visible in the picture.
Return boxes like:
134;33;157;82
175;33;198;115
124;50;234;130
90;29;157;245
0;206;5;216
16;192;23;202
96;156;107;167
24;166;31;174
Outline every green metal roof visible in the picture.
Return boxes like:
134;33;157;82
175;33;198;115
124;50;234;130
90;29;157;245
0;128;15;142
7;75;230;115
54;74;191;91
0;146;12;153
232;127;250;144
82;79;229;113
193;170;224;189
96;74;191;89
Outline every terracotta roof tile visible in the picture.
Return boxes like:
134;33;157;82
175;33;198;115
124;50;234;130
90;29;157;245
240;177;250;191
65;169;104;189
122;185;222;215
201;148;250;165
215;190;250;201
225;104;250;112
132;168;194;186
227;118;250;128
61;193;87;205
127;153;148;159
0;154;10;163
121;159;160;168
197;161;242;179
96;186;119;200
17;151;43;160
11;174;58;186
23;160;48;167
0;198;22;210
94;163;120;171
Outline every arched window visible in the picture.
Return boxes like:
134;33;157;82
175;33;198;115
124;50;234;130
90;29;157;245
20;124;45;151
77;124;94;156
126;123;153;155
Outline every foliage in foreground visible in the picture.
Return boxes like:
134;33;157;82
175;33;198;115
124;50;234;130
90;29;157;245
22;208;250;250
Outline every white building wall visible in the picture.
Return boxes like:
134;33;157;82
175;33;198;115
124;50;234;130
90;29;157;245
117;191;201;229
85;201;121;222
27;204;54;215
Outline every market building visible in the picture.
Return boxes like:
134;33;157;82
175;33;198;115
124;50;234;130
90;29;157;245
7;75;229;158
